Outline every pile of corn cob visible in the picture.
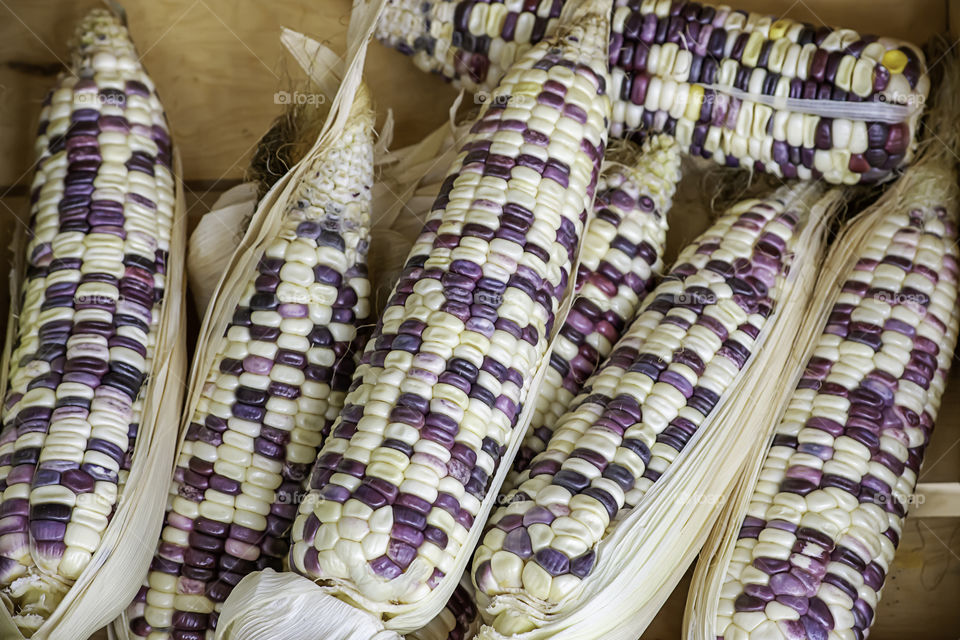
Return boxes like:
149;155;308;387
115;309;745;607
374;0;930;184
196;4;953;640
0;9;186;638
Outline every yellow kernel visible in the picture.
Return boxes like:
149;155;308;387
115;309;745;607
882;49;908;74
769;19;791;40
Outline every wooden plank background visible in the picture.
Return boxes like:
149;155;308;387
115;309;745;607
0;0;958;638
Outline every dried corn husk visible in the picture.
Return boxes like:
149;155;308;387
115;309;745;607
187;183;259;314
472;183;845;640
683;47;960;640
0;119;188;640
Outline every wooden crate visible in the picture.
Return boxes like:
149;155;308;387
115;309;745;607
0;0;958;638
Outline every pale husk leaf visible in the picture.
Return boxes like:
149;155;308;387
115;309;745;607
187;183;259;315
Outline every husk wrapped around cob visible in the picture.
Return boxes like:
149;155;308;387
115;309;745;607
0;7;187;639
213;0;615;637
471;180;845;639
112;8;387;640
187;184;260;318
373;0;931;185
684;48;960;640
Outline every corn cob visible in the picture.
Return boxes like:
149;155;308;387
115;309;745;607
0;8;174;629
124;83;375;640
704;206;958;640
408;581;481;640
472;182;825;635
288;0;613;630
515;135;679;477
375;0;929;184
694;116;960;640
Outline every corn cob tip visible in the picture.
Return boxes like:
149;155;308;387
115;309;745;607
610;134;682;214
71;9;140;70
298;83;376;256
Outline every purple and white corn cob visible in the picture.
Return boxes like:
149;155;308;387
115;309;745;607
707;187;959;640
288;0;614;625
472;182;823;635
124;85;375;640
398;139;677;640
0;8;174;629
375;0;930;184
513;134;679;477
